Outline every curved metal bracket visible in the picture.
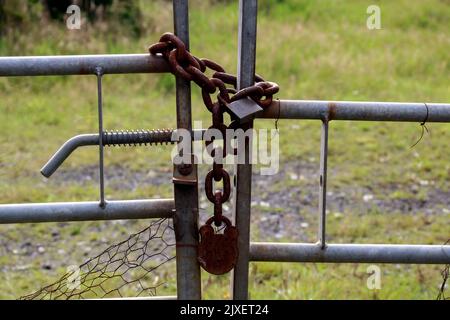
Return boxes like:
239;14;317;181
41;134;99;178
41;129;207;178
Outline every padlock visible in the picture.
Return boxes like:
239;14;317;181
198;216;238;275
223;97;263;124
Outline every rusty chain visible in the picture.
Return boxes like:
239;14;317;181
149;32;279;228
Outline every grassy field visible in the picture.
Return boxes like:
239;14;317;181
0;0;449;299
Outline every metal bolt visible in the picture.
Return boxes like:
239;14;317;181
178;163;193;176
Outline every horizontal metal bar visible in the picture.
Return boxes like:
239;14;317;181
0;54;169;77
0;199;174;224
260;100;450;122
40;129;207;178
250;242;450;264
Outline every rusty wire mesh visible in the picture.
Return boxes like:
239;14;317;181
20;218;175;300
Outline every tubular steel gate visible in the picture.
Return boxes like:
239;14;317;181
1;0;449;300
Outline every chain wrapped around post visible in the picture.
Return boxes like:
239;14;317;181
149;33;279;275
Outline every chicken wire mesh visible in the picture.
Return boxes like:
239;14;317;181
20;218;175;300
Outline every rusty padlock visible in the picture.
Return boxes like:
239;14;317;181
198;216;238;275
223;97;263;124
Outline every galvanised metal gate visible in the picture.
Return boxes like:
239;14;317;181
0;0;449;300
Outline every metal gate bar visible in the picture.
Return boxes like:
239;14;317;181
261;100;450;122
172;0;202;300
0;199;174;224
250;243;450;264
318;120;329;249
0;54;169;76
231;0;258;300
40;129;206;178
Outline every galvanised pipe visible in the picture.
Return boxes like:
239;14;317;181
172;0;202;301
41;134;98;178
250;242;450;264
40;129;207;178
231;0;259;301
0;199;174;224
261;100;450;122
0;54;169;76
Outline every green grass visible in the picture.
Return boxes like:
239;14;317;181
0;0;449;299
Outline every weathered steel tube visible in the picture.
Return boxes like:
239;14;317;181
250;242;450;264
0;54;169;76
261;100;450;122
0;199;174;224
40;129;207;178
172;0;202;301
231;0;258;301
41;134;98;178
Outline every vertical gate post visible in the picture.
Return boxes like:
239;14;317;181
172;0;201;300
231;0;258;300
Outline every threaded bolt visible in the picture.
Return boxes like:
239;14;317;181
102;129;175;146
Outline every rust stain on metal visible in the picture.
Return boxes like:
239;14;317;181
173;155;197;185
260;99;280;119
78;64;90;75
327;102;337;121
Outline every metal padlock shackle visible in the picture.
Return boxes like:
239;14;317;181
203;215;233;229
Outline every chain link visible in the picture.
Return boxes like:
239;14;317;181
149;32;279;226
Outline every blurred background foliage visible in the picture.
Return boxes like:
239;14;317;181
0;0;142;37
